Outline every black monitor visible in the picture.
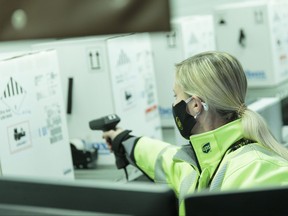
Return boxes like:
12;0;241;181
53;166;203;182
184;185;288;216
0;177;177;216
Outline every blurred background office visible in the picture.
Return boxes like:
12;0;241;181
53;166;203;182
0;0;287;183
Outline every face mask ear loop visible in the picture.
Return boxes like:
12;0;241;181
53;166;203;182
201;102;209;111
194;111;201;119
185;97;193;114
185;97;193;104
194;102;208;119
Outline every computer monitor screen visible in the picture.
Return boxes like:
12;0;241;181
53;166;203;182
0;177;177;216
184;185;288;216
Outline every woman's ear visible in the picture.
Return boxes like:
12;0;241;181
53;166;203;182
188;97;209;115
187;96;202;115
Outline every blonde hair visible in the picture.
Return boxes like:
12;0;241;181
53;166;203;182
175;51;288;160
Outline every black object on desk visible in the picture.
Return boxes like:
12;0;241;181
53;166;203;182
70;143;98;169
0;177;178;216
184;185;288;216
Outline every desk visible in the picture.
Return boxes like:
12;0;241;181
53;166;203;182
74;164;150;182
73;127;176;183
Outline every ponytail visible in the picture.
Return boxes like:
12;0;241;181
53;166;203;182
242;109;288;160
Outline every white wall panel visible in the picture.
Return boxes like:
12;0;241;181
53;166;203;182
169;0;254;17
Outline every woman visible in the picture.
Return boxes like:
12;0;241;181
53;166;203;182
103;51;288;215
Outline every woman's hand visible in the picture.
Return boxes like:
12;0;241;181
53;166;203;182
102;128;124;150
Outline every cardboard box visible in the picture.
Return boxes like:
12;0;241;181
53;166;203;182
0;50;74;179
33;33;162;165
150;15;216;127
214;0;288;87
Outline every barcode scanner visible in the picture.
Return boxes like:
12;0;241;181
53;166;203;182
89;114;120;131
89;114;129;172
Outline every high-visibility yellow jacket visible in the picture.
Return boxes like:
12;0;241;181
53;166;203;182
122;119;288;215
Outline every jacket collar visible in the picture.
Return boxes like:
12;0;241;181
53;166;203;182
189;119;243;176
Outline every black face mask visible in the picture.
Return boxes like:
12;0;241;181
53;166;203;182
172;100;197;140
